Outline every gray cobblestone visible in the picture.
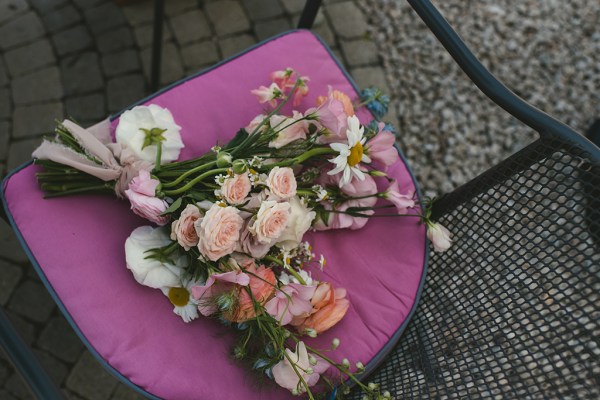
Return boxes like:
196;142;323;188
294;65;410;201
102;49;140;78
0;87;10;120
350;66;388;92
33;349;69;386
312;19;336;48
29;0;68;14
106;74;146;113
0;389;18;400
65;93;105;122
96;26;135;54
341;39;379;67
37;316;84;363
11;66;63;105
0;122;8;161
6;310;36;345
8;280;55;322
255;18;292;41
13;102;64;138
219;34;256;59
7;137;42;170
140;43;183;86
181;40;219;70
0;12;45;51
0;361;8;385
66;352;118;400
42;4;82;33
243;0;284;21
120;2;154;27
71;0;103;10
165;0;198;17
170;10;211;45
52;25;93;57
5;373;34;400
205;0;251;37
0;60;8;86
0;260;23;306
111;383;147;400
133;23;172;48
61;52;104;96
326;1;369;39
281;0;305;14
0;0;29;26
83;3;127;35
4;40;56;78
0;221;28;263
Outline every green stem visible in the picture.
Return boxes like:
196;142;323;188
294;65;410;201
262;147;336;170
154;142;162;173
160;161;217;188
162;167;229;196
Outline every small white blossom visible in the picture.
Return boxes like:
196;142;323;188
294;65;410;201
319;255;326;270
214;174;227;186
211;145;221;153
249;156;263;168
312;184;329;201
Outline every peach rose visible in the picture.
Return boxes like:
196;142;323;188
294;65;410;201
295;282;350;334
170;204;202;250
221;172;251;205
231;263;276;322
250;200;291;244
266;167;297;200
196;204;243;261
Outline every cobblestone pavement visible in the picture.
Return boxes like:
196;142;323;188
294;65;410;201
0;0;387;398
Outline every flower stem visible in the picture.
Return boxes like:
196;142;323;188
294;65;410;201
160;160;217;188
162;167;229;196
155;141;162;173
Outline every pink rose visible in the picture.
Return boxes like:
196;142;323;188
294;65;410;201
221;172;251;205
269;111;309;149
124;170;169;226
365;123;399;169
196;204;243;261
236;218;272;258
250;200;291;244
170;204;202;250
266;167;297;200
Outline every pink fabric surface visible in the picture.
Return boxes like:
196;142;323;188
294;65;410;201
2;31;426;399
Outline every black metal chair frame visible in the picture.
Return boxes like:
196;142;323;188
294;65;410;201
1;0;598;398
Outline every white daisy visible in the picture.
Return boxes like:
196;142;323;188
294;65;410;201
327;115;371;187
162;278;201;323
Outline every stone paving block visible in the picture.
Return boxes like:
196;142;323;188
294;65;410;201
107;74;146;113
0;360;9;385
0;220;28;263
4;40;56;77
281;0;304;14
291;7;325;27
66;351;118;400
165;0;198;16
71;0;104;9
0;87;10;120
350;66;388;92
61;52;104;96
42;4;82;33
12;102;64;138
326;1;369;39
84;3;127;35
111;383;147;400
0;0;29;26
0;60;8;86
140;42;184;86
97;26;135;54
33;349;69;386
37;316;84;363
0;12;45;51
8;280;56;323
0;389;18;400
205;0;250;36
65;93;105;122
0;260;24;306
29;0;69;14
181;40;219;70
62;389;87;400
255;18;292;41
243;0;283;21
133;23;172;48
340;38;379;67
11;66;63;105
102;49;140;77
6;137;42;171
0;122;8;160
5;310;36;345
120;1;154;27
312;19;336;48
52;25;93;57
5;373;34;400
219;34;256;59
170;10;211;45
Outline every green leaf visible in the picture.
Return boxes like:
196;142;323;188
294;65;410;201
159;197;182;216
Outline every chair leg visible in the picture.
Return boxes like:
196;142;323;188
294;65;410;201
0;308;64;399
150;0;165;93
586;119;600;148
297;0;322;29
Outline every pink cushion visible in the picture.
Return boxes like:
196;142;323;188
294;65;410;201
1;30;426;399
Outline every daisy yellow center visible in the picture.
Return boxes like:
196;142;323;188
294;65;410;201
168;287;189;307
347;142;363;167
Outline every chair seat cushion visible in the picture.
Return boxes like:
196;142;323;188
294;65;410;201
1;30;426;399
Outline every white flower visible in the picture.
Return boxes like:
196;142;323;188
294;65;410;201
312;185;328;201
279;270;314;286
125;226;187;289
327;115;371;187
276;196;316;251
427;222;452;252
116;104;184;164
161;278;202;323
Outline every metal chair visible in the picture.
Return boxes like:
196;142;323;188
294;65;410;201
1;0;598;398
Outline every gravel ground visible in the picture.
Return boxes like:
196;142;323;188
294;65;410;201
359;0;600;197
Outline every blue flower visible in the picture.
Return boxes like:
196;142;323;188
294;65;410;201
360;87;390;119
383;122;396;134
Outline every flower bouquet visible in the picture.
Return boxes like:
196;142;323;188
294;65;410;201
30;68;450;399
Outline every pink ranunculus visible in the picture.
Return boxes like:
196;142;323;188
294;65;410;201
265;283;316;326
236;218;272;258
295;282;350;335
221;172;251;205
272;341;329;394
251;82;281;108
427;222;452;252
250;200;291;244
365;123;399;168
191;270;250;317
268;111;309;149
232;263;276;322
245;114;267;134
384;180;415;213
266;167;297;200
170;204;202;250
196;204;244;261
125;169;169;225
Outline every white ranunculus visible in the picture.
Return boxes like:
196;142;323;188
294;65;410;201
276;196;316;251
125;225;186;288
116;104;184;164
